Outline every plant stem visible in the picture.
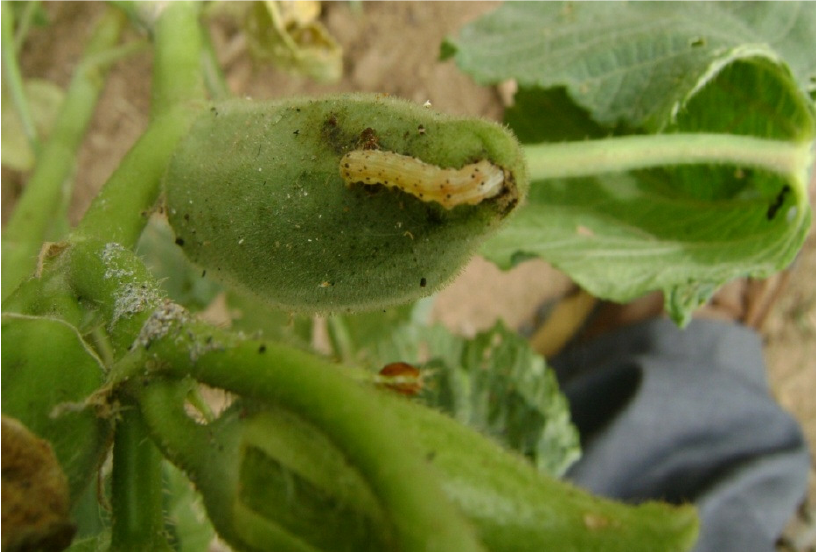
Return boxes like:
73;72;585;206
124;318;486;552
150;1;205;120
13;1;41;52
110;407;172;551
70;109;197;247
2;1;38;151
199;22;232;100
2;8;125;300
72;1;205;249
523;133;809;181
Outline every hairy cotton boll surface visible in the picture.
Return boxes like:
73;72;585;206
164;94;527;313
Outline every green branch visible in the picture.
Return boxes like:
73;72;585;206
524;133;810;181
150;2;205;120
2;7;125;301
70;109;198;247
72;1;205;248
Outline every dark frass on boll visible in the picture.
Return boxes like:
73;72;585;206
164;94;527;313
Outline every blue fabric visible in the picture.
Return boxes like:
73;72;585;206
552;318;809;552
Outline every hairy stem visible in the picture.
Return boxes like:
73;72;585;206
524;133;809;181
110;408;172;551
2;7;125;301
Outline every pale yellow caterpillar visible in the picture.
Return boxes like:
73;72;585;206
339;150;505;209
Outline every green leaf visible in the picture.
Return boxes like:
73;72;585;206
426;322;581;478
447;2;815;324
505;87;618;143
444;2;816;129
1;313;110;502
485;62;813;324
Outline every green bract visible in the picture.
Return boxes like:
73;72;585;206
164;94;527;313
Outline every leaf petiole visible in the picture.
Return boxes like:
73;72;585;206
524;133;811;182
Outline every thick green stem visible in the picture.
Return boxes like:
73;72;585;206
119;319;486;552
150;1;205;120
70;109;198;247
2;7;125;301
524;133;809;181
72;1;205;248
110;407;172;551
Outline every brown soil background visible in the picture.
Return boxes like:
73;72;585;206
3;2;814;549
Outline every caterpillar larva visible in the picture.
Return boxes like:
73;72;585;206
339;150;505;209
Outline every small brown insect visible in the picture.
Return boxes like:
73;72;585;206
377;362;423;396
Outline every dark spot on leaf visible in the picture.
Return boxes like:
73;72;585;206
420;277;427;287
175;237;185;246
258;344;267;353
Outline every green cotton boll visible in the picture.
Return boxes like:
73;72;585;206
164;94;527;313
